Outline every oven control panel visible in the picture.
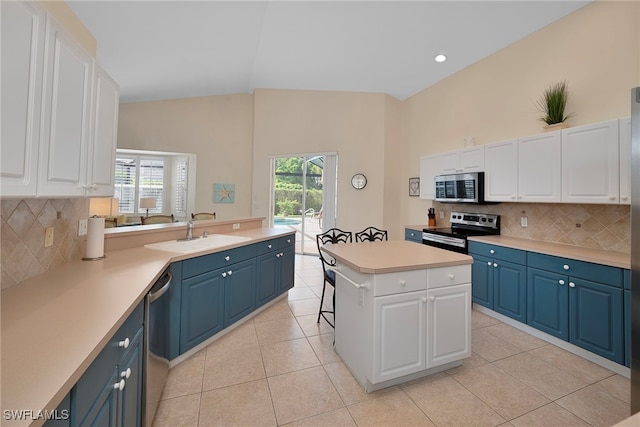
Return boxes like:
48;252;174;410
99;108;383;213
450;212;499;229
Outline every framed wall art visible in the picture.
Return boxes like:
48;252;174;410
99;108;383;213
409;177;420;196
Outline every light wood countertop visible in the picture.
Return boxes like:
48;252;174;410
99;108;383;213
468;235;630;269
1;227;293;427
321;240;472;274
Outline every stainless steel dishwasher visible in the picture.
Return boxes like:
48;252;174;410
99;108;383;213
144;269;172;427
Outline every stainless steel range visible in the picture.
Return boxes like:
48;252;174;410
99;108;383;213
422;211;500;254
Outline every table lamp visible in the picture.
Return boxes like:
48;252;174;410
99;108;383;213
140;197;156;217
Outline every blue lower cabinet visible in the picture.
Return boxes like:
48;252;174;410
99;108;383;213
471;254;493;309
224;258;257;327
527;267;569;340
180;270;225;352
625;289;631;367
256;251;279;306
119;327;143;427
279;245;295;293
73;308;144;427
493;260;527;323
569;278;623;365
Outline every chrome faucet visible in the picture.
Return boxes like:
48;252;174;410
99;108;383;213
186;220;194;241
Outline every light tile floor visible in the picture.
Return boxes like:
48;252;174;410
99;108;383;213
153;254;631;427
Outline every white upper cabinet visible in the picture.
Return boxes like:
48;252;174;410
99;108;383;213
459;146;485;172
1;1;46;197
38;14;94;197
562;119;619;204
484;139;518;202
619;117;631;205
518;131;561;202
87;65;120;197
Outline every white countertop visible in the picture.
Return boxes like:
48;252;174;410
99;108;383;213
321;240;472;274
468;235;630;269
1;227;293;427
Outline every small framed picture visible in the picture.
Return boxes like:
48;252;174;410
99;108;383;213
409;177;420;196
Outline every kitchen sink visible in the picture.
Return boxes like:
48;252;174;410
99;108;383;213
144;234;252;253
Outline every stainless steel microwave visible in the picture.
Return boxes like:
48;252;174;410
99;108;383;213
434;171;486;203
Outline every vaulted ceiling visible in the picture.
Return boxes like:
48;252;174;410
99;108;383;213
68;1;590;103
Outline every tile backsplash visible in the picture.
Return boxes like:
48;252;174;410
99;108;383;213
1;198;89;290
433;202;630;253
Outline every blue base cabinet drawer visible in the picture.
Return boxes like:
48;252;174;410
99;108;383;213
468;241;527;264
182;244;257;279
527;252;623;288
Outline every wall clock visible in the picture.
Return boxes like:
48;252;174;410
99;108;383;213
351;173;367;190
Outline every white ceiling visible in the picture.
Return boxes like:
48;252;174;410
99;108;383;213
67;1;590;103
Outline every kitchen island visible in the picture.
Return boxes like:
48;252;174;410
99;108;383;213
321;240;473;392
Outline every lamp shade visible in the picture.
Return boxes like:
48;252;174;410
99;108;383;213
140;198;157;209
89;197;120;216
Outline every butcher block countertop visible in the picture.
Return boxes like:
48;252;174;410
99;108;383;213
321;240;472;274
1;226;293;427
468;235;630;269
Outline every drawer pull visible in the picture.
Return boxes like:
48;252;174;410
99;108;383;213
569;282;576;288
287;239;291;243
563;264;570;271
399;280;406;287
268;244;272;249
121;368;131;379
118;338;130;349
114;379;125;391
558;280;565;285
225;256;231;261
490;249;495;254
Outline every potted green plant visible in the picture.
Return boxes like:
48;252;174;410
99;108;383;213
536;81;572;130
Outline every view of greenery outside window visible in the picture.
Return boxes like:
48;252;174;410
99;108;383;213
275;157;323;217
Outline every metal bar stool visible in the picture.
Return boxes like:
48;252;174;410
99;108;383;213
355;226;388;242
316;228;352;328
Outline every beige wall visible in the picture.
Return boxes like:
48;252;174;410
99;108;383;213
402;0;640;227
117;95;255;220
39;1;96;56
252;89;390;235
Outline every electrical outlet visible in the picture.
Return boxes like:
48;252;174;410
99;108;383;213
232;223;240;230
45;227;54;247
78;219;88;236
520;216;528;227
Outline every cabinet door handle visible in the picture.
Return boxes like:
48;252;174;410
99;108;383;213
222;272;227;278
487;261;492;266
228;270;233;276
279;252;284;256
276;253;280;258
421;297;428;303
225;256;230;261
569;282;576;288
113;379;125;391
563;264;570;271
118;338;130;349
121;368;131;379
558;280;565;285
429;296;436;302
493;263;498;268
609;195;616;201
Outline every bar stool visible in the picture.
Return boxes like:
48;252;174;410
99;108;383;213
355;226;388;242
316;228;352;328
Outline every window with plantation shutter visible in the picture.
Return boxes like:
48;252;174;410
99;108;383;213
112;149;195;221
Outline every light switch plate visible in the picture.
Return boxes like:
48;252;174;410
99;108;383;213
45;227;54;247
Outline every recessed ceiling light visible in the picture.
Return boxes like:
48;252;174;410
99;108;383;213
434;54;447;63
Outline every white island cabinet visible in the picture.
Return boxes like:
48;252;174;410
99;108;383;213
321;240;472;392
